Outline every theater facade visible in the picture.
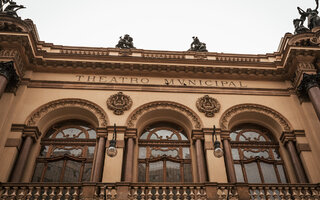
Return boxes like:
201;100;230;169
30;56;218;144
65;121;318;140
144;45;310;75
1;12;320;200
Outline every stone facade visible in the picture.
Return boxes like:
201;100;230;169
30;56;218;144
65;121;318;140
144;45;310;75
0;16;320;199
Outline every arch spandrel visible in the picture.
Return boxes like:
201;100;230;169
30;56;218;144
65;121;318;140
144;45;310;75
25;98;109;131
219;104;293;135
126;101;203;131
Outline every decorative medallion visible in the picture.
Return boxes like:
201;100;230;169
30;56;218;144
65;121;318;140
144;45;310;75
196;95;220;117
107;92;132;115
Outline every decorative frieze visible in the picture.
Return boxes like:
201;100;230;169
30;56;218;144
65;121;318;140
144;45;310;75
107;92;133;115
196;95;220;117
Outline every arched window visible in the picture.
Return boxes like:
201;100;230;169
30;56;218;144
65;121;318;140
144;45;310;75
138;122;192;182
230;124;287;183
32;120;96;182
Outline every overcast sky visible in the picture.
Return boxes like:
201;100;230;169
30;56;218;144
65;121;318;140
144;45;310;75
17;0;316;54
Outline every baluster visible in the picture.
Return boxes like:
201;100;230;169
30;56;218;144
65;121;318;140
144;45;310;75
147;186;153;200
299;187;306;200
201;187;207;200
106;187;113;200
33;187;41;199
1;186;10;199
195;186;201;200
311;187;320;199
292;187;301;200
48;187;57;200
271;187;278;200
250;187;259;200
155;186;160;200
176;186;181;200
131;186;138;200
140;187;146;200
182;187;188;200
72;187;79;200
258;186;265;200
304;187;312;200
265;187;272;200
284;187;293;200
168;186;174;200
56;186;63;200
25;186;33;200
231;187;239;200
189;186;195;200
16;187;25;200
40;187;47;200
277;187;285;200
65;187;71;199
112;188;117;200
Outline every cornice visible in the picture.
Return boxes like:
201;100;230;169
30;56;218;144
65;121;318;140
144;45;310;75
2;17;320;81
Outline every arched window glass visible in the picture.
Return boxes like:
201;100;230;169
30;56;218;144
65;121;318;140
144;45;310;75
230;124;287;183
138;122;192;182
32;120;96;182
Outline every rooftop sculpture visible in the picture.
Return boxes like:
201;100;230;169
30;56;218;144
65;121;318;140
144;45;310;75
115;34;135;49
188;36;207;52
294;0;320;34
0;0;25;18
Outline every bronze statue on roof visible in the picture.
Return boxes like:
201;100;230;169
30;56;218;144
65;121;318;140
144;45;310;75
0;0;25;17
294;0;320;34
115;34;135;49
188;36;207;52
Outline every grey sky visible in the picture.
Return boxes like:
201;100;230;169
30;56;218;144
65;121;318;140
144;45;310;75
18;0;315;54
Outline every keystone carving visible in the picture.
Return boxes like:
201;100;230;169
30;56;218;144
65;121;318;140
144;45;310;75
107;92;133;115
196;95;220;117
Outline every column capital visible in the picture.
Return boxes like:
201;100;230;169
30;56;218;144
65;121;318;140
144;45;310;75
11;124;41;141
125;128;137;139
96;127;108;138
192;129;204;140
297;73;320;98
0;61;19;92
280;131;296;145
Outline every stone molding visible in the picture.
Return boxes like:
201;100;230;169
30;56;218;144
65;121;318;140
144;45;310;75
196;95;220;117
126;101;202;129
219;104;292;131
25;98;108;127
11;124;41;140
107;92;133;115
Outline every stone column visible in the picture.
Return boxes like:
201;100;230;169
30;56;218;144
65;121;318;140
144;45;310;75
281;132;308;183
193;133;207;183
10;135;34;182
0;61;16;98
222;135;237;183
286;140;308;183
124;137;134;182
92;128;107;182
298;73;320;120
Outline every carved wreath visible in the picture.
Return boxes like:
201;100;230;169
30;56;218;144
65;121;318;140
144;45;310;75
107;92;133;115
196;95;220;117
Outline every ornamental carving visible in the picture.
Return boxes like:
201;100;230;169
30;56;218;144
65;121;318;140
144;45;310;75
219;104;292;131
126;101;202;129
196;95;220;117
26;98;108;127
107;92;132;115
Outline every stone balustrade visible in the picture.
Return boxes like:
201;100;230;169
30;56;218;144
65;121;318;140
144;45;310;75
0;182;319;200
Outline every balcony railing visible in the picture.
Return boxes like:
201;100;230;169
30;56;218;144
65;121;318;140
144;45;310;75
0;182;319;200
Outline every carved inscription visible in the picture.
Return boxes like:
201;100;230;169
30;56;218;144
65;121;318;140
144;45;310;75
76;75;247;88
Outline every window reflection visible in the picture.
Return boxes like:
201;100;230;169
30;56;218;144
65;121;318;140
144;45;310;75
230;124;287;183
32;120;96;182
138;122;192;182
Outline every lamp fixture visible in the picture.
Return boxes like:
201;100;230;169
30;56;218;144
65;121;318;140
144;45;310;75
213;125;223;158
107;123;118;157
